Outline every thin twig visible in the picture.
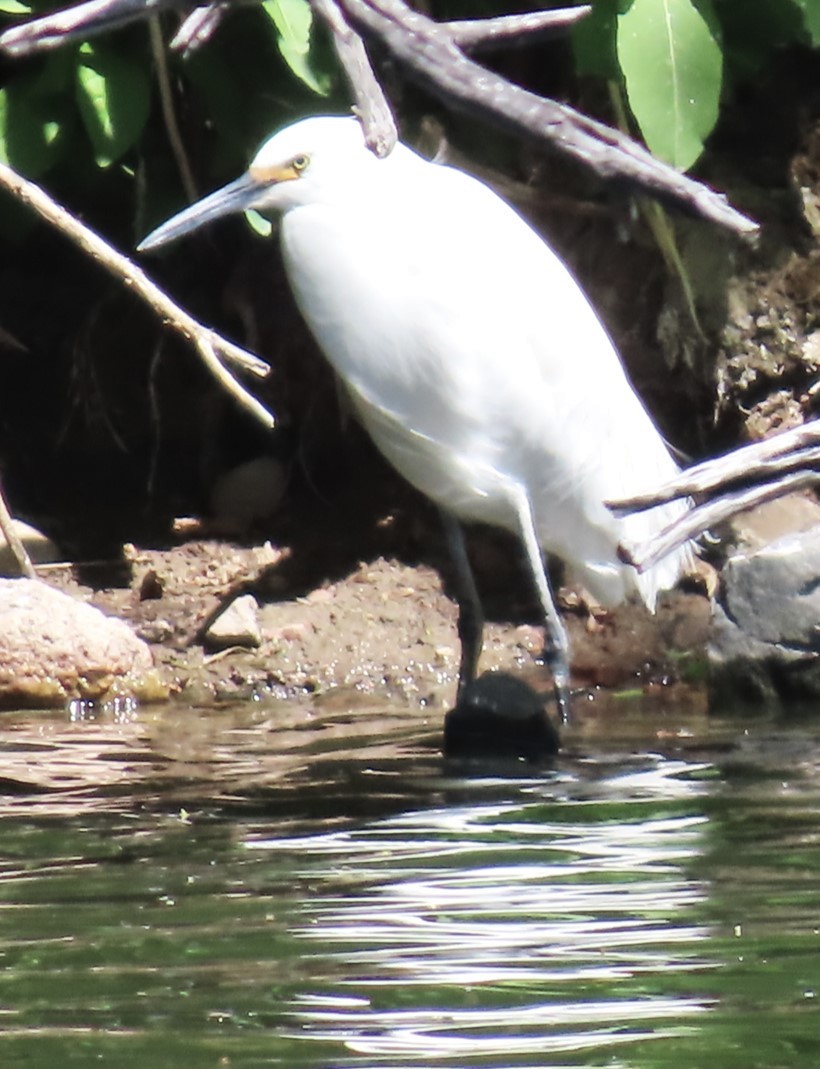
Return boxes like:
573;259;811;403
0;478;36;578
311;0;396;156
171;2;232;54
0;160;274;429
148;14;198;201
447;6;591;51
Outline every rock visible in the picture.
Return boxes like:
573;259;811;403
0;578;165;708
0;519;62;576
210;456;287;532
725;491;820;551
444;671;560;761
203;594;262;650
708;526;820;708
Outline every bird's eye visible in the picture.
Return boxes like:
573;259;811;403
291;154;310;173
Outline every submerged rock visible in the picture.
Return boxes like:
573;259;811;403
444;671;560;761
0;578;166;708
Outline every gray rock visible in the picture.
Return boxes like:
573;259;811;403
0;578;160;708
204;593;262;650
709;526;820;708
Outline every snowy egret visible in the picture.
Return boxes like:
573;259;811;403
139;115;693;722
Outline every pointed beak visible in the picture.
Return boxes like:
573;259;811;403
138;172;264;252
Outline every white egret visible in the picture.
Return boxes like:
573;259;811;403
139;115;694;722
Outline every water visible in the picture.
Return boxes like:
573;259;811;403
1;695;820;1067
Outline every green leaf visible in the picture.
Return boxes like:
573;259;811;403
617;0;723;170
572;0;630;79
75;41;151;168
262;0;331;95
792;0;820;44
0;81;66;176
245;209;273;237
0;0;31;13
716;0;807;77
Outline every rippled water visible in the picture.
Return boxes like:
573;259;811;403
2;696;820;1067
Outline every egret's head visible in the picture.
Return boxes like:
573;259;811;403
138;116;380;253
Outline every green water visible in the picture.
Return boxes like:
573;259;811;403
1;697;820;1067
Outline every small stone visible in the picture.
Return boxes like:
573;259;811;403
204;594;261;650
210;456;287;531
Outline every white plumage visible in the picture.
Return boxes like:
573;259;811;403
140;115;693;718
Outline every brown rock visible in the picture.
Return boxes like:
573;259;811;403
0;578;165;708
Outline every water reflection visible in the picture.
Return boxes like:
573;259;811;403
2;700;820;1068
249;760;714;1064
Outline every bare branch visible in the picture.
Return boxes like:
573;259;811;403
336;0;758;237
0;0;174;54
621;470;820;573
611;420;820;513
311;0;397;156
609;420;820;571
171;2;232;54
447;6;591;52
0;161;274;429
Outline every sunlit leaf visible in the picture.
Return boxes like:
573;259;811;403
262;0;331;96
0;82;65;176
792;0;820;43
245;209;273;237
617;0;722;170
75;41;151;168
0;0;31;14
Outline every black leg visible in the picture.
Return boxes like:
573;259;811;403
439;509;484;703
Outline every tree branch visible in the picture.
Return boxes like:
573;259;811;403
0;161;274;429
311;0;397;156
0;0;173;53
336;0;757;237
611;420;820;513
609;420;820;571
446;5;591;52
620;470;820;573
